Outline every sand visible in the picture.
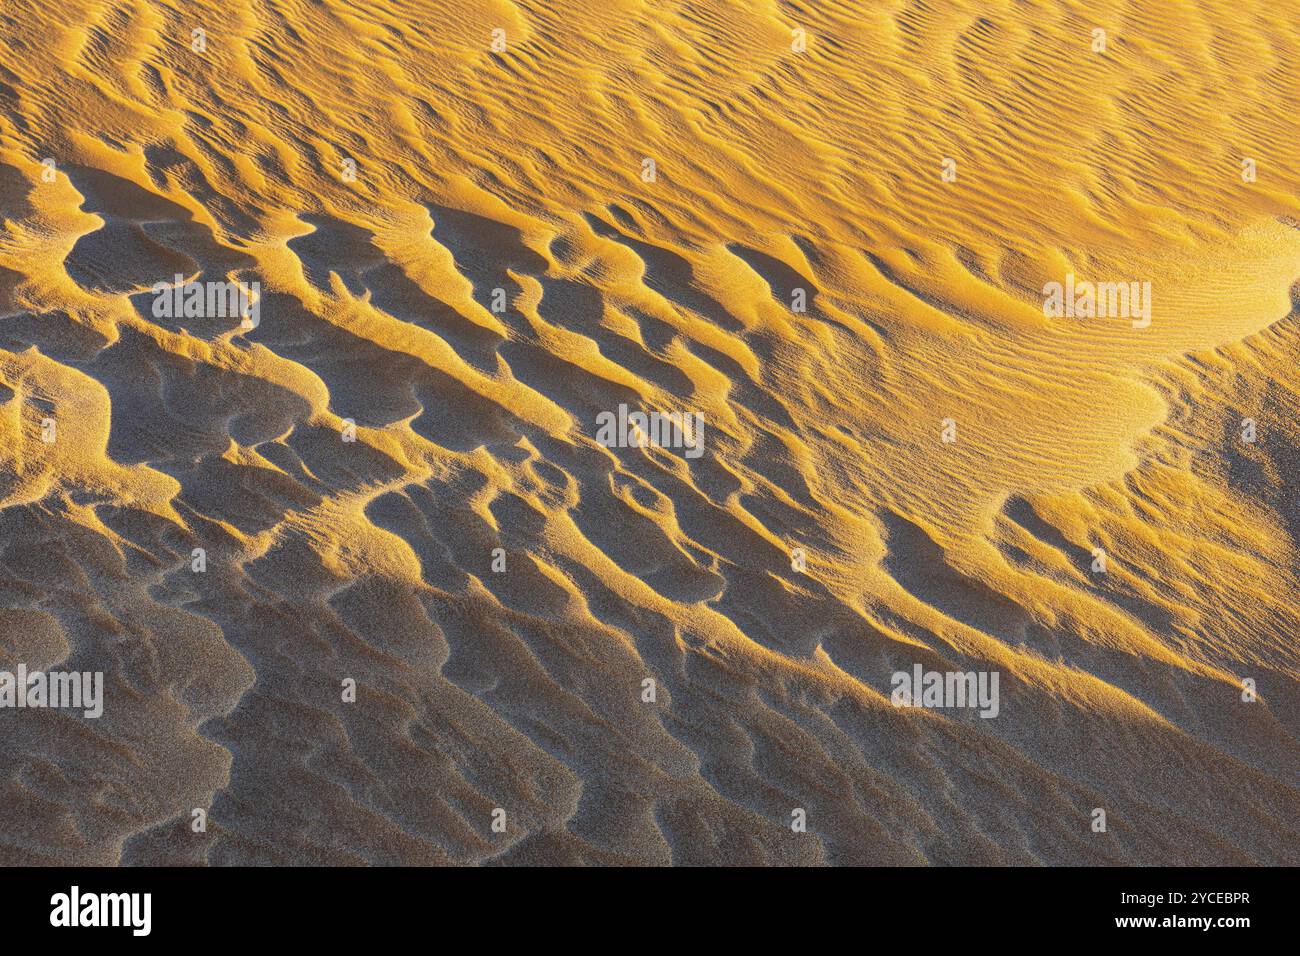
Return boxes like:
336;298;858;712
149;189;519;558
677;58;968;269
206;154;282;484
0;0;1297;865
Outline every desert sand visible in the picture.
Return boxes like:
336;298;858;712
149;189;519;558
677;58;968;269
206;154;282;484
0;0;1297;865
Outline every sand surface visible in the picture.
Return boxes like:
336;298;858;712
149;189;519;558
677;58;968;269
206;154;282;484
0;0;1297;864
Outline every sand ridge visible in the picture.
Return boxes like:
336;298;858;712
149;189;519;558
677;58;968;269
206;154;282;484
0;0;1297;864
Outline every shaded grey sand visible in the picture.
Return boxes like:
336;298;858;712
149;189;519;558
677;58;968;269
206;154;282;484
0;0;1298;866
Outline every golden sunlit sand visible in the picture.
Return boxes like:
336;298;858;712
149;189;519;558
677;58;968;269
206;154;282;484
0;0;1297;864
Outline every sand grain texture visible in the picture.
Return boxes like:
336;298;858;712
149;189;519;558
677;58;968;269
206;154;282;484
0;0;1297;865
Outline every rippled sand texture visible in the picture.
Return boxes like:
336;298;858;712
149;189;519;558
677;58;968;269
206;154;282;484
0;0;1298;865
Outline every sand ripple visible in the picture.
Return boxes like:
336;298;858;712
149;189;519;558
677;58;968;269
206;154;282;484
0;0;1297;864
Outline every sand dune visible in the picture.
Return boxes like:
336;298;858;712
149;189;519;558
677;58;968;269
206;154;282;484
0;0;1297;865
